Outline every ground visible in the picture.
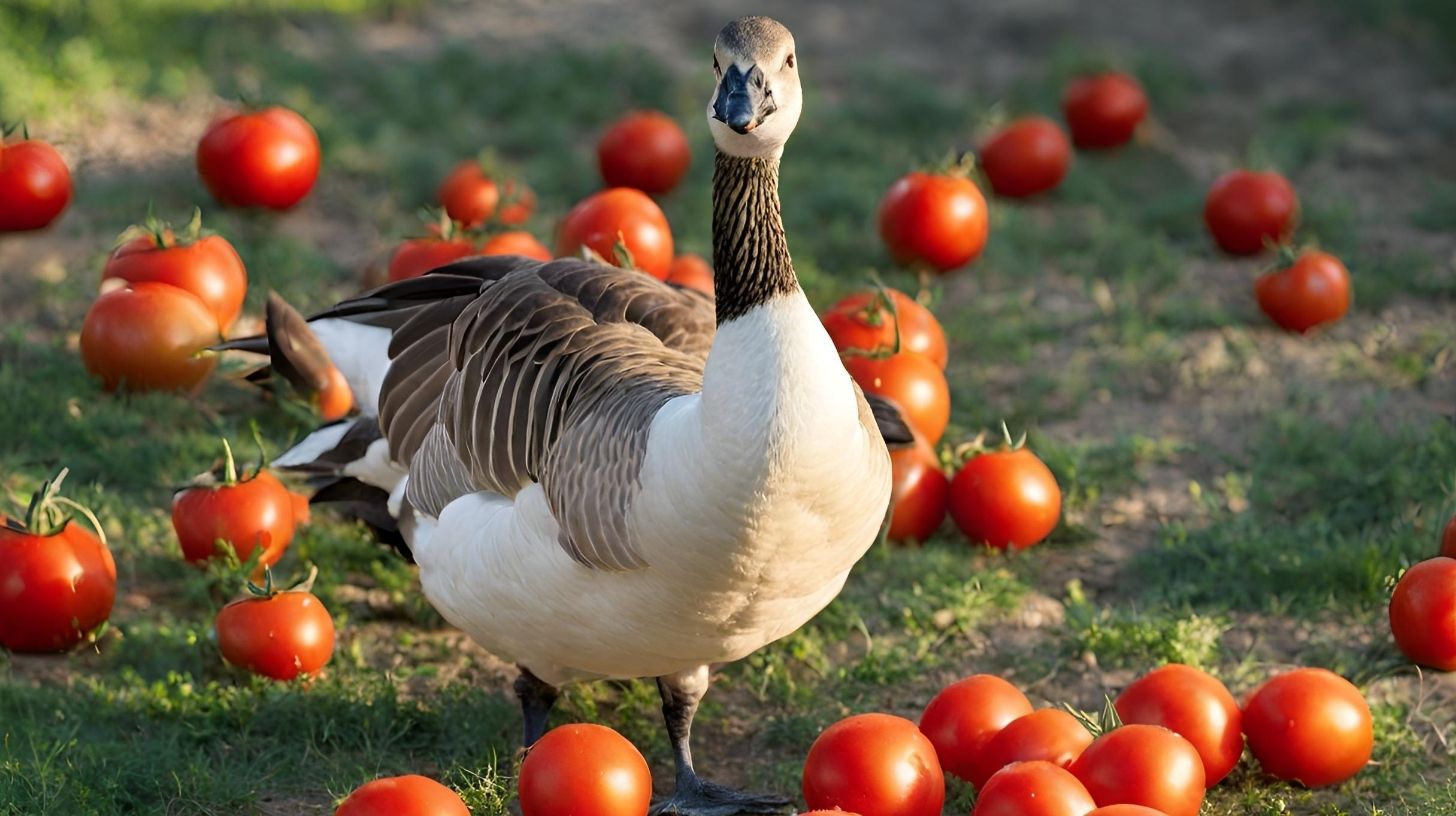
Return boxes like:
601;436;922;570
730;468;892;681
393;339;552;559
2;0;1455;814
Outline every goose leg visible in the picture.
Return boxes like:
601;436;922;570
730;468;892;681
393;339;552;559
650;666;791;816
514;667;559;749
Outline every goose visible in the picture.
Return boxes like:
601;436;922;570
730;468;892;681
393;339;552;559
227;16;911;815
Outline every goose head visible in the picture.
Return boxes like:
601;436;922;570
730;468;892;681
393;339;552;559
708;16;802;159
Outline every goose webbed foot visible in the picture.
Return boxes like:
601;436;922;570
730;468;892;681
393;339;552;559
650;776;791;816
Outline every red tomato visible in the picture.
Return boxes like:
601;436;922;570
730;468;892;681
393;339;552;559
971;761;1096;816
102;226;248;332
80;282;220;393
1114;664;1242;785
438;160;500;227
803;713;944;816
1061;73;1149;149
822;288;948;369
1254;250;1350;334
1389;557;1456;671
1203;170;1298;255
919;674;1033;782
196;106;320;210
518;723;652;816
336;775;469;816
843;353;950;444
0;473;116;653
1442;514;1456;559
316;364;354;420
980;117;1072;198
388;236;476;282
172;444;296;568
877;171;989;273
498;179;536;225
665;253;714;295
1069;725;1205;816
888;437;949;544
1241;668;1372;787
216;587;334;680
948;447;1061;549
480;230;553;261
974;710;1093;788
0;134;72;231
290;491;311;527
1086;807;1169;816
557;188;674;279
597;111;692;195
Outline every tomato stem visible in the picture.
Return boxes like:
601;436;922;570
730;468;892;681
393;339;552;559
611;231;638;270
222;438;238;486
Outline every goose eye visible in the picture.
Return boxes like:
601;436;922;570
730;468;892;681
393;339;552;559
785;53;795;69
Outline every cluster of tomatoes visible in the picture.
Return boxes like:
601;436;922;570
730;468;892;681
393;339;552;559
799;664;1371;816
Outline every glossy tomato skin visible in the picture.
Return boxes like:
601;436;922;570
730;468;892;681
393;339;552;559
974;709;1093;788
480;230;553;261
556;188;674;279
888;438;949;544
80;282;220;392
1241;668;1372;787
197;107;320;210
216;590;334;680
822;289;948;369
1114;664;1242;785
878;172;989;273
1061;73;1148;149
173;470;296;567
1389;557;1456;671
597;111;691;195
665;253;714;295
388;237;476;282
1070;725;1205;816
948;448;1061;549
803;713;944;816
103;233;248;332
0;522;116;653
843;353;950;444
437;160;499;226
971;761;1096;816
1442;514;1456;559
980;117;1072;198
0;138;72;231
1255;250;1350;334
335;774;469;816
1203;170;1298;255
518;723;652;816
919;674;1033;783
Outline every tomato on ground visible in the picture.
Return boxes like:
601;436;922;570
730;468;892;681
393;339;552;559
948;446;1061;549
1389;557;1456;671
877;171;989;273
843;352;950;444
196;106;320;210
821;288;947;369
479;230;553;261
971;761;1096;816
919;674;1033;782
1061;72;1149;149
388;223;477;283
974;709;1093;788
597;111;691;195
172;441;296;568
518;723;652;816
437;159;506;227
0;131;72;231
216;582;334;680
80;281;220;393
1114;664;1243;785
1254;250;1350;334
888;437;949;544
335;775;469;816
1069;725;1205;816
665;253;715;295
1203;170;1298;256
1241;668;1372;788
980;116;1072;198
803;713;944;816
556;188;674;279
101;214;248;332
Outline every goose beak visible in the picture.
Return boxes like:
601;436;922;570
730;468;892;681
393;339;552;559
713;64;767;134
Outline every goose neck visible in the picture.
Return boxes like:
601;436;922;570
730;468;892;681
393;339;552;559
711;151;799;325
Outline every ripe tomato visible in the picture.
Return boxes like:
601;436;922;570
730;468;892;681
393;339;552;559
518;723;652;816
597;110;691;195
974;709;1093;788
316;364;354;421
216;584;334;680
101;217;248;332
438;159;500;227
1389;557;1456;671
556;188;674;280
172;442;296;568
1087;807;1169;816
1203;170;1298;255
665;253;714;295
388;234;477;282
80;282;220;393
803;713;944;816
0;132;72;231
948;447;1061;549
1254;250;1350;334
335;775;469;816
1061;73;1149;149
196;106;320;210
980;117;1072;198
480;230;552;261
1442;514;1456;559
1114;664;1242;785
919;674;1033;783
1070;725;1205;816
888;437;949;544
877;171;989;273
497;179;536;225
0;471;116;653
1241;668;1372;787
290;491;311;527
843;353;950;444
971;761;1095;816
822;288;948;369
